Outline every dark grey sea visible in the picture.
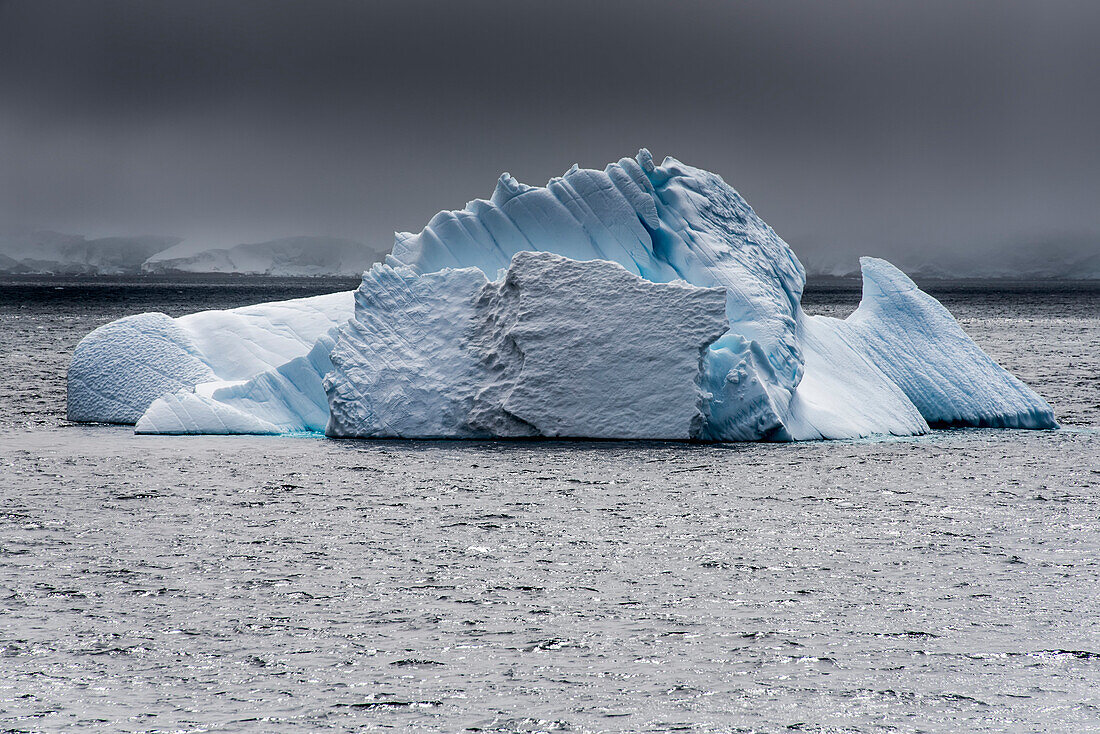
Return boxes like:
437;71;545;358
1;277;1098;732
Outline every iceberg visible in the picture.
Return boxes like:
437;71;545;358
323;264;491;439
459;253;727;440
66;150;1057;440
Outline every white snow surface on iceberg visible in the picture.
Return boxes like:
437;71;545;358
135;331;338;435
68;149;1057;439
68;291;352;424
174;291;352;382
134;392;282;435
67;313;216;424
325;252;728;439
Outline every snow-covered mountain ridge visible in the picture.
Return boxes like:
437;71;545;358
0;234;386;276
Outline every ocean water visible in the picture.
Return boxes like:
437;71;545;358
0;277;1098;733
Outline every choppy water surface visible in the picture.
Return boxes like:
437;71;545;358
1;277;1098;732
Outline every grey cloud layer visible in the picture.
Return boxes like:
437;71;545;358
1;0;1097;269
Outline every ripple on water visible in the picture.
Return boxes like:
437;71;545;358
0;280;1098;731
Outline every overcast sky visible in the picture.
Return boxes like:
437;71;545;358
1;0;1097;265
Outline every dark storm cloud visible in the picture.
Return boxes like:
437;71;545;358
1;0;1098;268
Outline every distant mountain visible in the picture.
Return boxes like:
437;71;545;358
3;229;1095;280
0;232;385;276
142;236;385;276
798;237;1100;280
0;252;24;273
0;232;180;274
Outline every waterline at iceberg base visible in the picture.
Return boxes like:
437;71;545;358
67;151;1057;441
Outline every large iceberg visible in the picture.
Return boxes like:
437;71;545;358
67;150;1057;440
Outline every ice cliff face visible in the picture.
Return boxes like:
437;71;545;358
462;252;727;440
325;252;728;439
66;150;1058;439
